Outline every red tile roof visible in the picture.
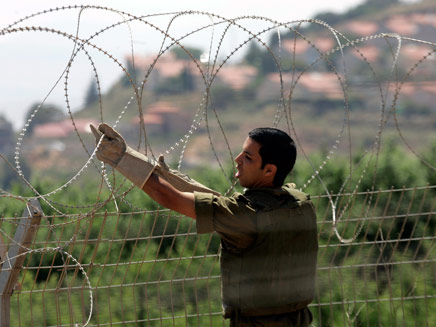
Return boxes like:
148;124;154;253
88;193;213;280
410;13;436;27
217;65;258;90
146;101;181;114
351;44;380;62
313;37;334;53
132;114;163;125
386;15;419;35
282;39;310;54
127;52;201;78
34;118;99;138
389;83;416;96
402;44;433;61
421;82;436;94
267;72;343;99
298;72;343;99
346;21;379;36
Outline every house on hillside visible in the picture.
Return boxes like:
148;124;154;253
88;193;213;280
258;71;344;102
281;37;335;64
25;118;99;170
344;20;379;37
350;44;380;63
131;101;193;135
389;81;436;109
402;43;434;61
129;52;200;79
126;52;201;91
410;13;436;27
33;118;99;139
385;15;420;36
126;52;259;93
215;65;258;90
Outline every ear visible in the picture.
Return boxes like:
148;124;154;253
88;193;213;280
264;163;277;178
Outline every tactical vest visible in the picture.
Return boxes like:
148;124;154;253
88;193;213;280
220;186;318;318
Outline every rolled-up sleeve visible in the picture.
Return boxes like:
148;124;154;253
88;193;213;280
195;192;215;234
194;191;257;249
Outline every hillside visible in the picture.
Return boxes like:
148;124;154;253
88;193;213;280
23;0;436;172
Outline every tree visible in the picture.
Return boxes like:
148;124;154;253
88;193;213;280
303;0;400;32
180;66;195;92
0;116;31;188
23;103;66;135
170;46;202;61
154;66;196;95
121;58;139;88
209;84;236;110
244;41;264;68
0;116;22;188
345;0;399;19
84;79;99;106
0;115;14;153
243;41;278;74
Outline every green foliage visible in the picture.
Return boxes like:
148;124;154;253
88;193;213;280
121;58;139;87
397;100;432;117
2;142;435;326
170;46;202;61
209;84;236;110
346;0;400;19
24;103;66;135
84;78;99;106
0;115;14;153
243;41;278;74
154;67;196;95
313;12;343;27
311;0;400;30
0;155;31;190
422;141;436;187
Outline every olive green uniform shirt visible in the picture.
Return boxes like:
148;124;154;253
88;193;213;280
194;183;318;326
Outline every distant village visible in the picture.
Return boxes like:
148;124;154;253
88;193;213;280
25;12;436;142
1;10;435;174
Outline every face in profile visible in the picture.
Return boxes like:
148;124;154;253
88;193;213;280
234;137;274;189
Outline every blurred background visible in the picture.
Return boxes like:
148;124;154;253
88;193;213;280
1;0;435;176
0;1;435;326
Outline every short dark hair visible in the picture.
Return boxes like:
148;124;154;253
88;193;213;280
248;127;296;187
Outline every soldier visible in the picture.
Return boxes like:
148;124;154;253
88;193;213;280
91;123;318;327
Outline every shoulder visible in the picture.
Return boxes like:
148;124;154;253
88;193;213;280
241;184;315;214
194;191;256;213
194;190;246;204
194;191;258;240
282;183;311;202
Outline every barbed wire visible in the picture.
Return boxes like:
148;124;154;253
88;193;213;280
0;6;435;326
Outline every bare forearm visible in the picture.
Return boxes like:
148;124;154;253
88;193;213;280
142;172;197;219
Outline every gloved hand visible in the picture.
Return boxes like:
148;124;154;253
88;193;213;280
90;123;156;189
90;123;127;167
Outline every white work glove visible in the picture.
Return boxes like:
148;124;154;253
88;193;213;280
90;123;156;189
91;123;220;196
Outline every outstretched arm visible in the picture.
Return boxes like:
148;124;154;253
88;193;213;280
90;123;214;219
142;173;196;219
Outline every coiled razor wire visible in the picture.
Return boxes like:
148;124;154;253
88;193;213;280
0;246;93;327
0;6;436;324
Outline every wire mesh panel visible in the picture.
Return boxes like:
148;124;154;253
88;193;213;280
0;186;433;326
2;210;223;326
313;187;436;326
0;5;435;327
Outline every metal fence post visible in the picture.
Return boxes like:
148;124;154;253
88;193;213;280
0;199;43;327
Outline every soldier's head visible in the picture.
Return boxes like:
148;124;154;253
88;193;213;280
235;127;296;188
